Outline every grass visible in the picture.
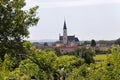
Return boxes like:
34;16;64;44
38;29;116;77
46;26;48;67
94;54;108;63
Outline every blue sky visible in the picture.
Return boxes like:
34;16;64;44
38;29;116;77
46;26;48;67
25;0;120;40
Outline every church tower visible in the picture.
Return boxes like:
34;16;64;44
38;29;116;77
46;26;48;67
63;20;68;45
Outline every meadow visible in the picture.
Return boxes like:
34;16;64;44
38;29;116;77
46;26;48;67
94;54;108;63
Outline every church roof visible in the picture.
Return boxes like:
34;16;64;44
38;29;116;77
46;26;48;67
59;36;79;42
67;36;75;42
75;37;79;42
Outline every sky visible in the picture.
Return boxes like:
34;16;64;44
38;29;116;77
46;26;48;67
25;0;120;40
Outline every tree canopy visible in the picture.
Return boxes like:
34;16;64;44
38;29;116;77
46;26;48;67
0;0;39;58
115;38;120;45
91;39;96;47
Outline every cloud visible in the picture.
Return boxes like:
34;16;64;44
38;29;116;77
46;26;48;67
38;0;120;8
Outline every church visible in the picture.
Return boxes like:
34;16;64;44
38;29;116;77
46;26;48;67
56;20;80;47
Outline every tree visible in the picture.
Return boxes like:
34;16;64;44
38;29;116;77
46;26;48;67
115;38;120;45
44;42;48;46
83;41;91;45
27;46;57;79
75;47;95;64
98;40;115;45
0;0;39;58
54;48;61;56
91;39;96;47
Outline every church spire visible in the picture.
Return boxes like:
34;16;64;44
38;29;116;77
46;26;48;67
63;19;67;45
63;20;67;29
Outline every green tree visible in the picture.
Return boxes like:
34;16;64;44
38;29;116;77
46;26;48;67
91;39;96;47
98;40;115;45
27;46;57;79
54;48;61;56
83;41;91;45
85;46;120;80
0;0;39;58
115;38;120;45
67;64;88;80
75;47;95;64
44;42;48;46
53;55;84;80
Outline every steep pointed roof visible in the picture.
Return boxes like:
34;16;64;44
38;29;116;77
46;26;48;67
63;20;67;29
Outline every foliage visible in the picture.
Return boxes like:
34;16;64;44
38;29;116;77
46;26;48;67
98;40;115;45
0;44;85;79
0;44;120;80
54;48;61;56
91;39;96;47
54;55;84;71
94;54;108;63
0;0;39;59
1;1;120;80
86;46;120;80
67;64;88;80
115;38;120;45
75;47;95;64
44;42;48;46
83;41;91;45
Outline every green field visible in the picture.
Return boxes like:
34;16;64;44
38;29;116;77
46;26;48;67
94;54;108;63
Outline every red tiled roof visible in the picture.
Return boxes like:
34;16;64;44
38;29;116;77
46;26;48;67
56;46;76;49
